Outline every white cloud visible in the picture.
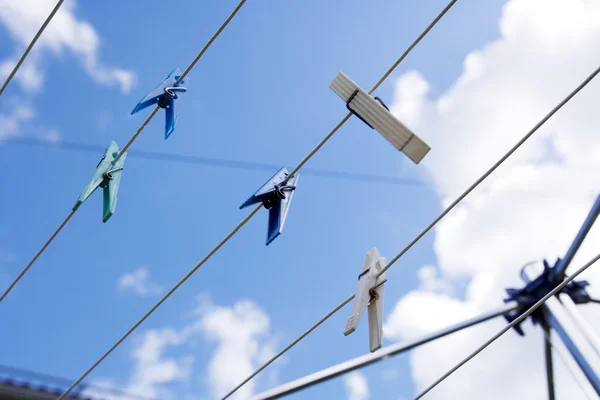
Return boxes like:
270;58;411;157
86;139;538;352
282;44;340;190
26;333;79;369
415;265;454;296
80;328;193;400
81;297;278;400
0;0;136;93
125;328;194;399
343;371;369;400
196;297;279;400
118;267;164;297
385;0;600;398
0;104;34;142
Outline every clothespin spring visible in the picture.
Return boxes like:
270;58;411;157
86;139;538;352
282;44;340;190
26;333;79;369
369;278;387;302
275;185;296;199
260;184;296;210
103;167;124;181
158;87;188;109
346;90;391;129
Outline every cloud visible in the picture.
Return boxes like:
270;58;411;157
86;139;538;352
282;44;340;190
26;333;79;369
80;328;193;400
385;0;600;398
0;0;136;93
118;267;164;297
415;265;454;296
195;297;279;400
81;297;278;400
0;104;34;142
343;371;369;400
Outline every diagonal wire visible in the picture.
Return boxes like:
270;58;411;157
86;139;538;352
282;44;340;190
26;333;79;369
284;0;458;181
221;1;462;397
375;60;600;279
55;205;262;400
0;210;75;303
223;57;600;398
58;1;457;398
0;363;158;400
0;0;64;97
0;0;248;304
113;0;248;163
414;252;600;399
222;295;355;400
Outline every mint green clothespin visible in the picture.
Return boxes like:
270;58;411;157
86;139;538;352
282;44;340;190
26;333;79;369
73;141;127;222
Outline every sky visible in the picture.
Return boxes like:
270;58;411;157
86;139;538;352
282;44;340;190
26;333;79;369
1;0;600;399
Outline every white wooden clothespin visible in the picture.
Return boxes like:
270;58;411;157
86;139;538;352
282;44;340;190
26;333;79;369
344;248;386;352
329;72;430;164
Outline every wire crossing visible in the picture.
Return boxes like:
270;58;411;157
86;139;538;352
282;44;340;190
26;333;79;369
223;60;600;399
414;252;600;399
0;0;64;97
0;0;248;304
56;1;457;398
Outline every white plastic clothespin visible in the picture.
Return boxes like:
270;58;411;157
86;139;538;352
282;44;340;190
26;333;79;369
344;248;386;353
329;72;430;164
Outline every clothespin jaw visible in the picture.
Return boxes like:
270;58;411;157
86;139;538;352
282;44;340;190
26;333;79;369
329;72;430;164
72;141;127;223
131;68;189;139
240;167;300;246
344;248;386;353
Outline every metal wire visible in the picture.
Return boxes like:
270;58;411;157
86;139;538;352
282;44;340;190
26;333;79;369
114;0;248;162
176;0;247;84
0;210;75;303
414;252;600;399
376;61;600;279
222;1;460;397
222;294;356;400
0;0;64;97
545;328;595;400
58;1;457;396
285;0;458;181
56;205;262;400
0;363;158;400
224;46;600;400
0;0;249;304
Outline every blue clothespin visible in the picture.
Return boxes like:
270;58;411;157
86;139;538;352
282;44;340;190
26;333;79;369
240;167;300;245
131;68;188;139
72;141;127;223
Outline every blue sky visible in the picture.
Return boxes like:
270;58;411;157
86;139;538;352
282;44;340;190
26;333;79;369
0;0;552;399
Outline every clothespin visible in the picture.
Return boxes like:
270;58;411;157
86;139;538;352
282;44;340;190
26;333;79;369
240;167;299;246
344;248;387;352
329;72;430;164
131;68;189;139
72;141;127;223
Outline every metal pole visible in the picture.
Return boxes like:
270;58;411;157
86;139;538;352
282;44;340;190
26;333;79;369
560;294;600;358
522;261;600;395
545;326;597;399
553;194;600;282
250;304;517;400
543;321;556;400
544;295;600;395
